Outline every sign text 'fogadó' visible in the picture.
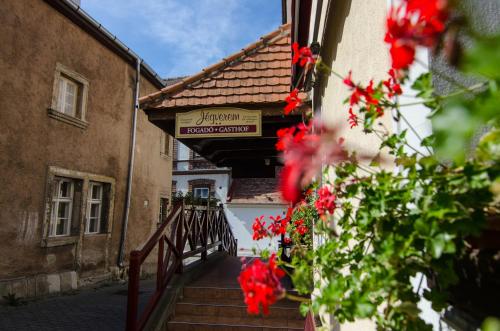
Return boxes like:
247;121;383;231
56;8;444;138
175;108;262;138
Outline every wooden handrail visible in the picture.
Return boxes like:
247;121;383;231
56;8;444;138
125;202;237;331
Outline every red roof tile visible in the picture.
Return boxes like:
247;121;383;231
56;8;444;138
140;24;295;109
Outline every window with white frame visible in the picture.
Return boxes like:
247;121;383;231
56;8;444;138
50;178;74;237
57;75;79;117
193;187;209;199
49;63;88;128
86;182;103;234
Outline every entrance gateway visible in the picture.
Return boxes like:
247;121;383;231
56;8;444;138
175;107;262;139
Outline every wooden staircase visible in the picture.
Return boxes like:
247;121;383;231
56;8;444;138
167;286;304;330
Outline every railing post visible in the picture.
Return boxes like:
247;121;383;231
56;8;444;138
201;202;209;260
126;250;141;331
157;235;164;289
175;202;184;274
218;207;224;252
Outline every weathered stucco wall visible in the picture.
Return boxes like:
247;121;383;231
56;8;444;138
315;0;392;160
311;0;391;330
0;0;171;286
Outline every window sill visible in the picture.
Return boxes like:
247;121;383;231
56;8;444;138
47;108;88;129
84;232;108;237
41;236;79;248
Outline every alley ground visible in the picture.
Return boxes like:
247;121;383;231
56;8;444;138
0;279;155;331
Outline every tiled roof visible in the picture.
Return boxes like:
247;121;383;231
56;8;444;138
140;24;293;109
227;177;284;205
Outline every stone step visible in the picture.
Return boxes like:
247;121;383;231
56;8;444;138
182;286;303;302
179;297;301;309
182;286;243;301
174;302;303;320
167;314;304;330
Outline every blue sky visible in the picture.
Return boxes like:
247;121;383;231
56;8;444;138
81;0;282;78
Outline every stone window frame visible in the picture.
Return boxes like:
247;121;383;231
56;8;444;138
47;63;89;130
188;179;216;198
41;166;116;248
158;192;170;225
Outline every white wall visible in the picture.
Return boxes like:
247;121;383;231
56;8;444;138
174;173;230;203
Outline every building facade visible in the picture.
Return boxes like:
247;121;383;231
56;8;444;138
140;25;299;257
0;0;172;299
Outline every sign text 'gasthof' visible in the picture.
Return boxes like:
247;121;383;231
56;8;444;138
175;108;262;138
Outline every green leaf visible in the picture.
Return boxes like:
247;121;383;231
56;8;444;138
395;301;421;318
411;73;434;100
428;233;455;258
483;317;500;331
463;34;500;81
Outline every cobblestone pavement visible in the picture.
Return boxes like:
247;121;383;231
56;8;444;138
0;280;155;331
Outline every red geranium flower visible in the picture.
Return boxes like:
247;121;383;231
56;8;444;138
276;121;348;204
238;254;285;315
314;186;337;217
292;42;316;68
284;89;302;115
383;68;403;97
268;215;288;236
293;219;309;236
252;215;267;240
385;0;449;69
348;108;359;129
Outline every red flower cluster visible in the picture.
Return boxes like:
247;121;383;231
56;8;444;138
292;42;316;68
344;71;384;117
314;186;337;217
268;215;288;236
238;254;285;315
293;219;309;236
385;0;449;69
252;216;267;240
252;210;293;240
383;69;403;98
284;89;302;115
276;122;348;204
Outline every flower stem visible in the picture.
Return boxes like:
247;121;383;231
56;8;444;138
285;292;312;303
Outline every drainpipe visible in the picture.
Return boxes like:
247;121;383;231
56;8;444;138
118;57;141;267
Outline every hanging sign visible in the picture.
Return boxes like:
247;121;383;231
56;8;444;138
175;107;262;138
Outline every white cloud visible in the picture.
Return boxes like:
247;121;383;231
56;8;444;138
84;0;252;76
82;0;279;77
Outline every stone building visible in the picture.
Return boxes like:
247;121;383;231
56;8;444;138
0;0;172;298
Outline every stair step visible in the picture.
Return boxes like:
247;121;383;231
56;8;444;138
166;321;302;331
182;286;243;301
174;302;303;320
182;286;303;302
167;314;304;330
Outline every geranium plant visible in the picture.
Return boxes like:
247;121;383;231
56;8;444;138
238;1;499;330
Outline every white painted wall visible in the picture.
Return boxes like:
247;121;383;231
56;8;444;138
225;203;288;256
174;173;230;203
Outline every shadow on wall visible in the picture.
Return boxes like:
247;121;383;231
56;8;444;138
317;0;353;99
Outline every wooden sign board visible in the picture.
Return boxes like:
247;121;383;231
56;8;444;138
175;107;262;139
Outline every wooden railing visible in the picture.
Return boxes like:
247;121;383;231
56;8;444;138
126;202;237;331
